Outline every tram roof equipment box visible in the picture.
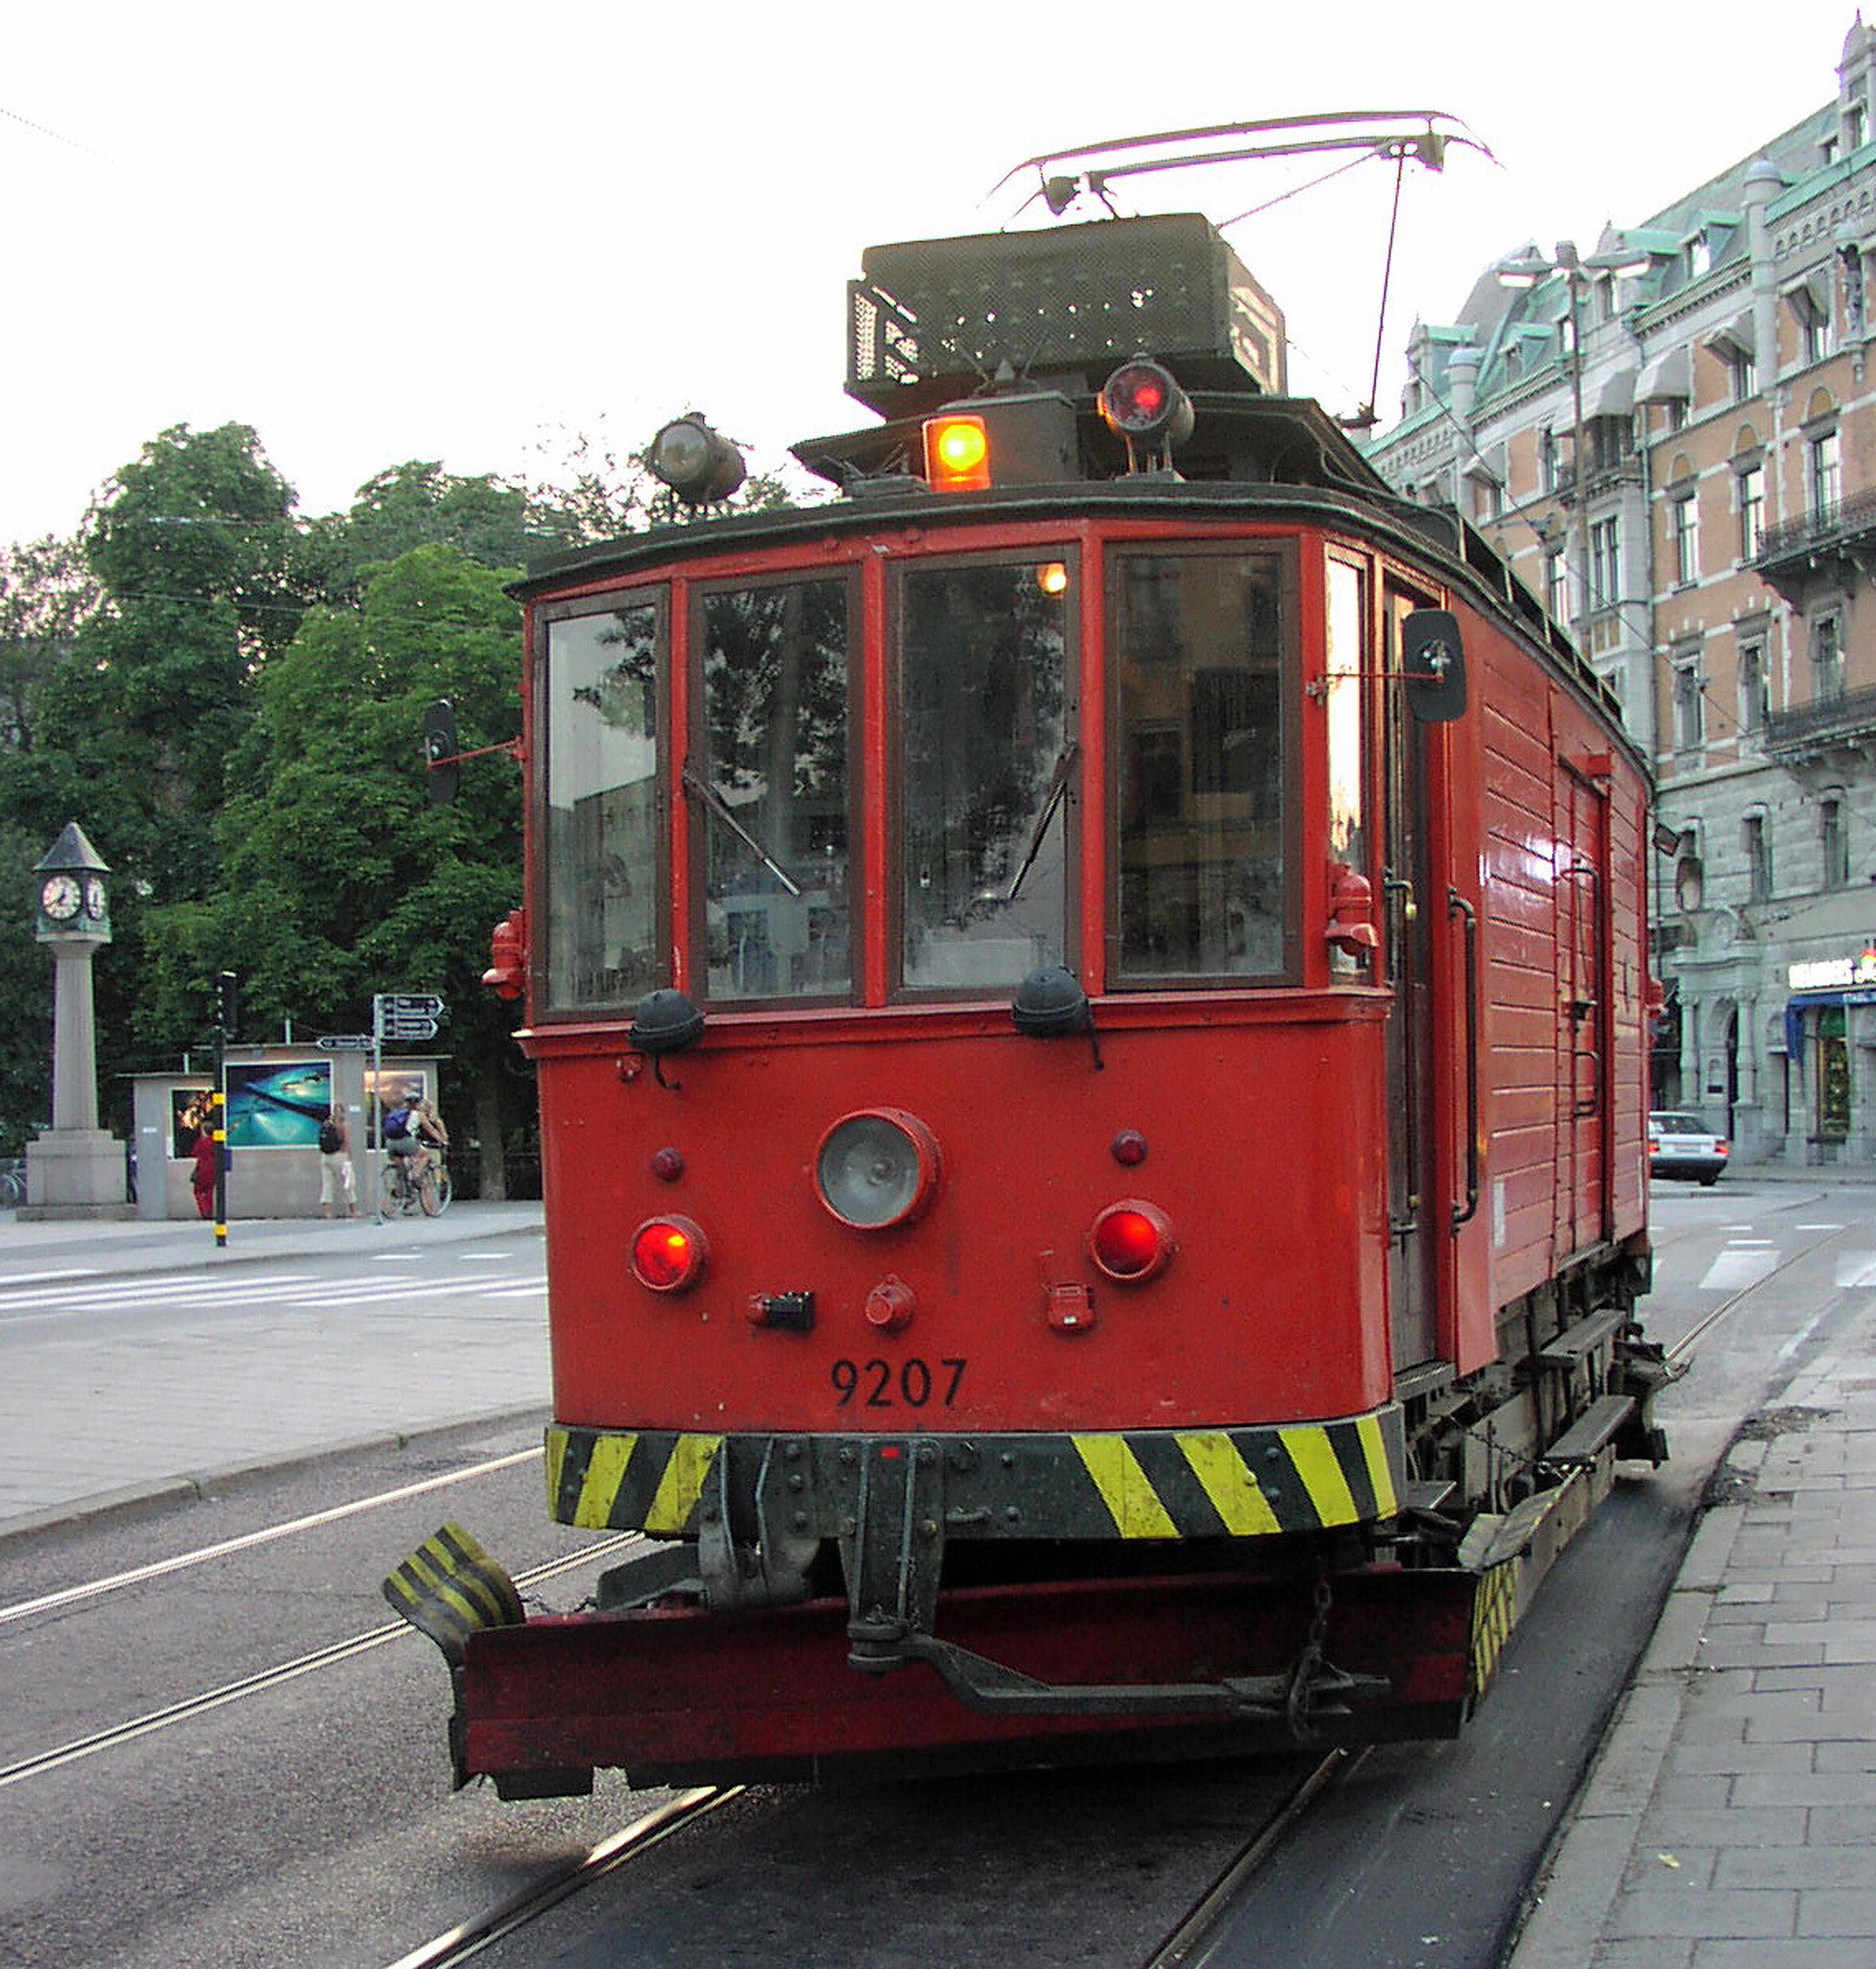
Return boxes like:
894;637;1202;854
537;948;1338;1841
846;214;1288;417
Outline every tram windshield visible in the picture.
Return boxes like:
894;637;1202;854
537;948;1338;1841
540;600;663;1010
697;577;852;1000
899;560;1072;990
1112;549;1288;980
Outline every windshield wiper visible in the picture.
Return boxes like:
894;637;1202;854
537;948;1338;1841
1007;739;1080;902
680;763;803;897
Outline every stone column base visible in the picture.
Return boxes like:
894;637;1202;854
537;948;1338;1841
19;1130;138;1220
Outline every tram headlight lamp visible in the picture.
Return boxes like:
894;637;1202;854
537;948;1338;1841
631;1214;709;1292
1088;1199;1176;1283
647;414;747;505
814;1109;941;1230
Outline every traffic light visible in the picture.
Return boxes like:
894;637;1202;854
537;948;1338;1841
422;700;461;806
215;970;239;1037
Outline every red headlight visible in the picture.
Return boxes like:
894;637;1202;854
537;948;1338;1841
631;1215;708;1292
1088;1199;1175;1283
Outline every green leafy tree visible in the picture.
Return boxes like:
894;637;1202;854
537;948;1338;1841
0;537;99;1151
140;543;530;1195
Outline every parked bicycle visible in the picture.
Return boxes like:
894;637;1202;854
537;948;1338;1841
381;1149;452;1219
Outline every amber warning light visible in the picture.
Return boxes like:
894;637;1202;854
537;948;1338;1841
923;413;991;492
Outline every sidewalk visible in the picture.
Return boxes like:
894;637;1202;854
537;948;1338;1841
1507;1288;1876;1968
0;1201;550;1544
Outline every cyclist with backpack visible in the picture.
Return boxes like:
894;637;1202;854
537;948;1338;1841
317;1106;357;1219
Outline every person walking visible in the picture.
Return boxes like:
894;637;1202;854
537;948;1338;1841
189;1125;218;1221
318;1106;357;1219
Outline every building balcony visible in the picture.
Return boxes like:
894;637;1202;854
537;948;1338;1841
1763;682;1876;761
1754;489;1876;603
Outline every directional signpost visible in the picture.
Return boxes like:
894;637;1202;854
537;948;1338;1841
371;993;447;1171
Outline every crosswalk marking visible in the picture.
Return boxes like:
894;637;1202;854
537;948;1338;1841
0;1269;544;1320
1833;1251;1876;1288
1697;1247;1781;1292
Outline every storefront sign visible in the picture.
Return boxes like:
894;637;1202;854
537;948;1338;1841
1789;947;1876;991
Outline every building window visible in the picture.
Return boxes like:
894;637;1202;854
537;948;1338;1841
1589;516;1620;611
1806;301;1838;366
1666;397;1688;435
1822;797;1850;889
1849;101;1867;152
1744;812;1772;902
1739;640;1768;734
1738;464;1765;561
1540;428;1561;492
1674;657;1704;753
1810;428;1842;518
1545;550;1567;624
1732;349;1758;402
1673;492;1700;586
1689;233;1713;278
1814;612;1845;702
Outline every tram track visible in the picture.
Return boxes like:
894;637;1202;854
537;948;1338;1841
367;1749;1356;1969
0;1532;640;1792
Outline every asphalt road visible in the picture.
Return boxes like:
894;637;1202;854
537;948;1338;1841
0;1174;1863;1968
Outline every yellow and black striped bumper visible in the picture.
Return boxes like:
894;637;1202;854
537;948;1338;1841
545;1409;1403;1545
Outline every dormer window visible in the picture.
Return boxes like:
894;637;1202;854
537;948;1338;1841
1689;233;1713;279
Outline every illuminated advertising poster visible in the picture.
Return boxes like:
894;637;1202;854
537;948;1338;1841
223;1060;334;1149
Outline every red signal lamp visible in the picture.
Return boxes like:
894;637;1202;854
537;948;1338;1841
630;1215;708;1292
1088;1199;1176;1283
1099;357;1194;467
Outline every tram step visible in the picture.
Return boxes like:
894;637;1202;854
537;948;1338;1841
1538;1306;1628;1371
1546;1394;1635;1465
1400;1479;1457;1513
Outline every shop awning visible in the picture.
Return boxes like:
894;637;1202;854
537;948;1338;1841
1783;988;1876;1056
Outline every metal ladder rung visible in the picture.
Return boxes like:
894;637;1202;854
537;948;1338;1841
1546;1394;1634;1465
1538;1306;1627;1371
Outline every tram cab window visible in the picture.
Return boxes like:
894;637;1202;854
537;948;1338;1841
1112;550;1289;981
696;578;852;1001
898;559;1072;991
541;601;663;1010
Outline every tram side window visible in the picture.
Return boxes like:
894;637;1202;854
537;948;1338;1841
1113;551;1288;981
542;602;663;1010
699;579;852;1001
899;560;1073;992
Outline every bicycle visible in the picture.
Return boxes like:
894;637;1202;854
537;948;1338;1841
381;1150;452;1219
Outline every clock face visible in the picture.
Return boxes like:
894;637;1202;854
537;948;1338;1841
40;874;82;922
83;876;107;920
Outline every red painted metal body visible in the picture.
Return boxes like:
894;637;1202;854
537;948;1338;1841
395;221;1659;1791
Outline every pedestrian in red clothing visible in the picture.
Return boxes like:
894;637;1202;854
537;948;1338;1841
190;1128;218;1220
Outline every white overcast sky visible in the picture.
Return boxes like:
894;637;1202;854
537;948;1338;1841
0;3;1861;546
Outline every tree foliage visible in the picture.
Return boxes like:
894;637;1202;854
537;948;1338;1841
0;418;810;1170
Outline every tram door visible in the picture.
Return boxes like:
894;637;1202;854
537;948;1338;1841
1559;761;1613;1248
1382;583;1441;1371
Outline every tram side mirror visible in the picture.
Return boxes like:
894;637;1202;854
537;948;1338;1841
1401;611;1467;723
423;700;461;805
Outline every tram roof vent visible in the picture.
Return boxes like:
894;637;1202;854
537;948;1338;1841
846;214;1287;418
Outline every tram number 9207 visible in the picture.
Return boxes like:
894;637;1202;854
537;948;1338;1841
831;1357;968;1409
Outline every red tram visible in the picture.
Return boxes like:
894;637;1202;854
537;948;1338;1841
388;213;1667;1797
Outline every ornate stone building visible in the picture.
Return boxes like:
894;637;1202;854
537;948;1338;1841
1370;17;1876;1163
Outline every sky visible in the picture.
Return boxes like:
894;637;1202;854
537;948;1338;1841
0;3;1863;547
